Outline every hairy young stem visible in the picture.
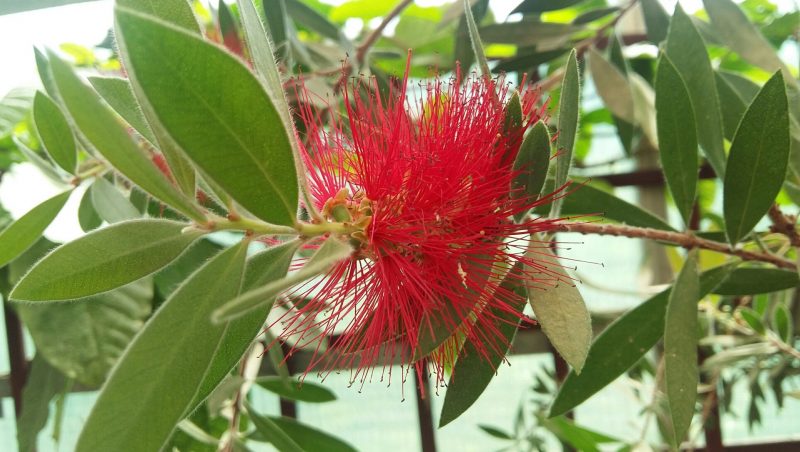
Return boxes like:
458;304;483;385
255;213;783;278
555;222;797;270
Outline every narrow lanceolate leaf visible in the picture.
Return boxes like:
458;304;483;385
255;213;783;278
33;92;76;174
246;405;303;452
439;263;526;427
665;5;726;178
237;0;291;121
0;190;71;268
629;73;658;147
212;237;352;323
655;55;698;226
88;76;156;144
527;246;591;374
75;243;247;452
715;72;749;141
78;187;102;232
257;376;336;403
551;49;580;219
724;71;790;244
46;50;204;222
588;48;634;123
512;120;551;221
703;0;791;78
115;7;299;227
188;241;298;411
664;251;700;445
90;178;140;224
10;220;201;302
549;264;734;417
640;0;670;43
713;268;799;295
462;0;490;78
253;415;357;452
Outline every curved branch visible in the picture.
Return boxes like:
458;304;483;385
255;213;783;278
555;222;797;270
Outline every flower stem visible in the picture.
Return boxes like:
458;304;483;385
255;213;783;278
197;215;357;238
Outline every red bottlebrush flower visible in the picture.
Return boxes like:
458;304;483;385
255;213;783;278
279;60;570;387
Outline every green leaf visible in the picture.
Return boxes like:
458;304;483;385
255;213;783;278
34;47;59;100
46;50;203;222
738;307;766;335
537;180;675;231
512;0;583;14
75;242;248;452
90;177;140;224
32;91;76;174
462;0;490;78
664;250;699;444
0;190;71;268
549;264;734;417
439;263;525;427
773;305;793;343
478;425;513;440
246;406;303;452
527;246;591;373
78;187;102;232
541;416;621;451
16;278;153;386
257;376;337;403
628;73;658;147
703;0;791;77
10;219;200;301
665;4;726;178
714;72;749;141
188;240;298;410
212;237;352;323
115;6;299;226
12;135;65;185
588;48;634;123
16;355;67;452
713;267;799;295
255;415;357;452
285;0;341;41
724;71;790;244
512;120;551;220
117;0;200;33
479;21;580;48
88;76;156;144
655;55;698;226
640;0;670;43
551;49;580;219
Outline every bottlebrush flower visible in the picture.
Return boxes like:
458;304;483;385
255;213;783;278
278;60;570;387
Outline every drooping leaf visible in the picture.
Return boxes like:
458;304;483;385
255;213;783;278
541;416;621;451
75;242;248;452
16;355;67;452
90;177;140;224
738;308;766;335
665;4;726;178
588;48;634;123
212;237;352;323
0;190;71;268
773;305;793;343
10;219;201;301
724;71;790;244
246;406;303;452
115;6;299;226
549;264;734;417
655;55;698;226
257;376;337;403
551;49;580;219
527;247;591;374
713;267;799;295
640;0;670;43
664;250;699;444
703;0;791;77
46;50;203;221
512;120;551;221
252;415;357;452
32;91;76;174
439;263;525;427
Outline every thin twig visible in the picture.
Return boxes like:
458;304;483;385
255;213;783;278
554;222;797;270
356;0;414;65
